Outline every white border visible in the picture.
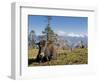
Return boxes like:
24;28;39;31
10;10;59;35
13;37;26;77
11;2;96;79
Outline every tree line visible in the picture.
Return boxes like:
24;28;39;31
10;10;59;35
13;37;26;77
28;25;57;48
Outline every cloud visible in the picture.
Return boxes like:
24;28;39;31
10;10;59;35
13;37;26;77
67;33;85;37
56;31;87;38
57;30;67;36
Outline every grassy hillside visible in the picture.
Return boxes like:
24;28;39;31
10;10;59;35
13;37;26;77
28;48;88;66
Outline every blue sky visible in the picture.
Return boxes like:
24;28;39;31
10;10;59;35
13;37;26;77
28;15;88;37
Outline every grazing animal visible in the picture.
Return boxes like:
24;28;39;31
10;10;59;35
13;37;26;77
36;40;57;63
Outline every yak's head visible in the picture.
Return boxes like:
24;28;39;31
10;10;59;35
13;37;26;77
36;40;47;57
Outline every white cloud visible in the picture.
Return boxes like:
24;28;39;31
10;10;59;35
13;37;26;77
67;33;85;38
57;30;67;36
56;31;87;38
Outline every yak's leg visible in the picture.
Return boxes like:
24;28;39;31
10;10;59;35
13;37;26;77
36;54;40;62
36;54;43;63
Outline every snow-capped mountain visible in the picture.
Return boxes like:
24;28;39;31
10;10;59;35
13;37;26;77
57;35;88;48
33;35;88;48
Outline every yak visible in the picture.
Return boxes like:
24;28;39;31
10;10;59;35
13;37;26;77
36;40;57;63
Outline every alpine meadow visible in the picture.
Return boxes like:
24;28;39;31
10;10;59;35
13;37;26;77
28;15;88;66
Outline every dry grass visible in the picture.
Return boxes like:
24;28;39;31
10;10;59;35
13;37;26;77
28;48;88;66
28;48;38;59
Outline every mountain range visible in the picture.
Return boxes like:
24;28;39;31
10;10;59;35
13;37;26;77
34;35;88;48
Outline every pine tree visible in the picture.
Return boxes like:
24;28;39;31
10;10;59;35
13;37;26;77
42;16;57;42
